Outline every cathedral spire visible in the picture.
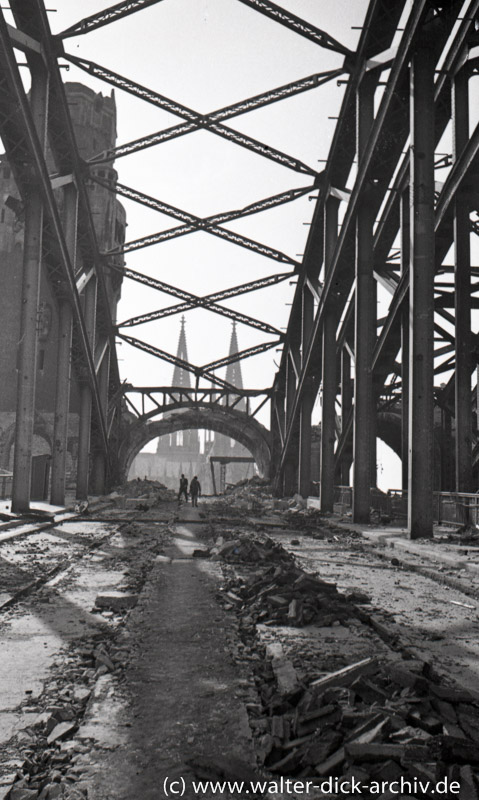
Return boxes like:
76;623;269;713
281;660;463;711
172;315;191;388
225;321;244;391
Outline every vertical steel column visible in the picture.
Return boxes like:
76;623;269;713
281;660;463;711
340;347;352;484
453;65;472;493
370;279;378;488
51;184;78;506
353;74;375;523
11;60;49;513
408;43;435;539
320;195;339;511
283;353;297;495
91;346;110;496
269;385;280;482
76;276;97;500
400;191;410;493
298;286;314;497
272;372;286;495
92;348;110;495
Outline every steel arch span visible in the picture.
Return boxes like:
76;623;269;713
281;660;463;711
119;407;271;482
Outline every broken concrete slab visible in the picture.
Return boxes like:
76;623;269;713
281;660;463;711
94;592;138;611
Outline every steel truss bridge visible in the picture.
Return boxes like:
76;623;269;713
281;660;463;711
1;0;479;538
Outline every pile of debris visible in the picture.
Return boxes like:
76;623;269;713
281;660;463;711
219;561;354;628
108;478;174;510
225;476;272;496
208;534;293;566
248;653;479;792
5;638;126;800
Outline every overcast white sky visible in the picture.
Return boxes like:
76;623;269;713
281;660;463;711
43;0;368;392
9;0;445;487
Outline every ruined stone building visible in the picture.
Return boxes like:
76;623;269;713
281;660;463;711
0;83;126;482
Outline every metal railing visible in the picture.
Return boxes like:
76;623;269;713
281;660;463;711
331;486;479;526
0;470;13;500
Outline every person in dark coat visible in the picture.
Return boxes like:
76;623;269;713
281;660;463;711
178;474;188;503
190;476;201;507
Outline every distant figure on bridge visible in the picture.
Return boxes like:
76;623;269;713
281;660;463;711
178;474;188;504
190;476;201;507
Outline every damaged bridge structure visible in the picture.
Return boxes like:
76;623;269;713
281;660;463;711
1;0;479;541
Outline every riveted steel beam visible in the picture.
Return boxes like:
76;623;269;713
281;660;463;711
235;0;353;56
59;0;167;38
201;340;281;372
66;54;319;176
89;68;343;165
107;262;291;305
117;333;251;394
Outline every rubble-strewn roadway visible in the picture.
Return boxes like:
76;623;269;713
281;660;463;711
1;479;479;800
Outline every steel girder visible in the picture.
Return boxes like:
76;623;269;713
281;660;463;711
122;385;271;423
98;178;312;265
108;263;290;333
64;54;323;177
117;333;281;393
85;69;343;167
234;0;353;57
59;0;168;38
275;0;472;480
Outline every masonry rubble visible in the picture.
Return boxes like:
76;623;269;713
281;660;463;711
203;490;479;795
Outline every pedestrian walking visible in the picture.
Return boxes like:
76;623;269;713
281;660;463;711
178;473;188;504
190;476;201;507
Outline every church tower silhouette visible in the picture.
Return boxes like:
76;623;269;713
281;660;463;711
148;318;253;491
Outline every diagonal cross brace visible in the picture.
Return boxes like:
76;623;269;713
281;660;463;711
235;0;353;56
109;221;299;265
202;340;282;371
118;281;283;335
118;332;256;392
59;0;168;38
109;262;290;332
87;69;342;166
95;177;315;229
99;178;311;263
65;54;326;175
107;261;292;303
